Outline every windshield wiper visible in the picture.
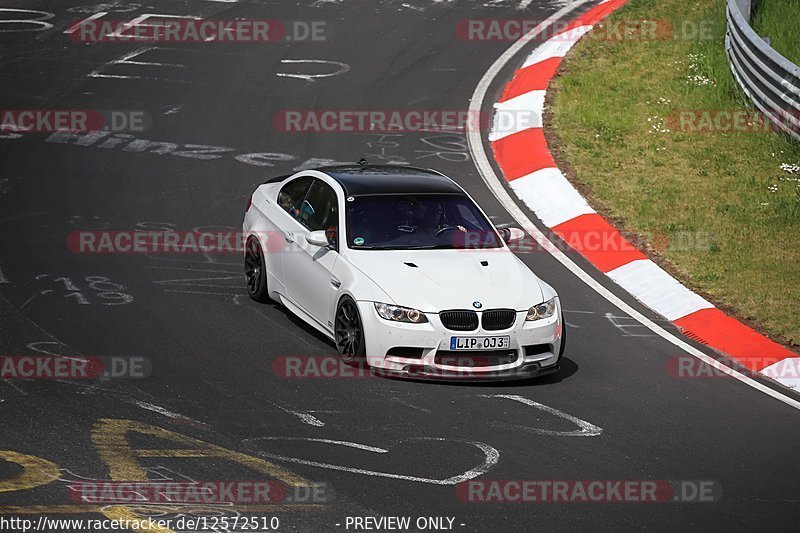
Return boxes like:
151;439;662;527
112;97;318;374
354;244;454;250
351;245;406;250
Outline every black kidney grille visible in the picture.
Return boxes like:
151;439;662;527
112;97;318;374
439;310;479;331
481;309;517;331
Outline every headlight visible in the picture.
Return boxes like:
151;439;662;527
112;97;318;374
526;297;557;321
374;302;428;323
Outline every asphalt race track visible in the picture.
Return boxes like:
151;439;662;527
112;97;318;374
0;1;798;532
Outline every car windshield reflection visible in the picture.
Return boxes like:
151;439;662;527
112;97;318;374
346;194;502;250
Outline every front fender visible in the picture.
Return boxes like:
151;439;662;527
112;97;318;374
331;259;395;315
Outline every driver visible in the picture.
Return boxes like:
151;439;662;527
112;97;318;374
411;201;467;235
412;201;441;234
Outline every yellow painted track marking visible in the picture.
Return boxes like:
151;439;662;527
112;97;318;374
0;451;60;493
92;419;309;486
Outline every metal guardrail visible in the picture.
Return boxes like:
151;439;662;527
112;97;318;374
725;0;800;141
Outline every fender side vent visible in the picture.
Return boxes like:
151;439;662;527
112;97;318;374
404;262;418;268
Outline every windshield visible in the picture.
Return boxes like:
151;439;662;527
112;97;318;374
345;194;503;250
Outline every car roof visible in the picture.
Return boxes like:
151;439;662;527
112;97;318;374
317;165;465;196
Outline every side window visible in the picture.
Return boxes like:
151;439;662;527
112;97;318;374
300;180;339;233
277;177;313;221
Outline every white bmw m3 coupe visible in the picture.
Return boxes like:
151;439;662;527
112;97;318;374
243;163;565;380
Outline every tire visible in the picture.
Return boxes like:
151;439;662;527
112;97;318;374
334;297;366;366
245;236;270;303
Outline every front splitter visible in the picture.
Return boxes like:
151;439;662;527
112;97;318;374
371;361;560;383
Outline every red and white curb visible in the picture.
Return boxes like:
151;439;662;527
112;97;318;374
488;0;799;391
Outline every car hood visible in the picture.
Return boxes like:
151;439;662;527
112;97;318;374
346;248;544;312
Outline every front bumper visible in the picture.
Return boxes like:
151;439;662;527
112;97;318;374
357;299;563;382
371;360;560;382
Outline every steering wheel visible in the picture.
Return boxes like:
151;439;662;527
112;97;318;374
434;225;461;237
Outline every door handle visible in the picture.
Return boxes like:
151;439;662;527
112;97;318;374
285;232;294;243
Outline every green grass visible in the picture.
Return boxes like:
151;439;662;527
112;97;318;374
752;0;800;65
550;0;800;346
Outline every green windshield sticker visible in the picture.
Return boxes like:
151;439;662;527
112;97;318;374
353;237;365;245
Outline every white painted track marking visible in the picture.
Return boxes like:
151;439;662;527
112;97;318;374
133;401;185;418
481;395;603;436
132;400;206;426
276;59;350;82
64;12;107;34
154;275;241;285
89;47;187;81
247;437;387;454
163;289;239;295
266;401;326;427
0;9;54;32
248;437;499;485
465;0;800;411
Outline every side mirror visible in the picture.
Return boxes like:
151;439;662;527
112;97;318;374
325;227;338;248
306;230;329;247
499;227;525;244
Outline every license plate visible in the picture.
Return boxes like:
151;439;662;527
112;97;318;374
449;336;510;350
